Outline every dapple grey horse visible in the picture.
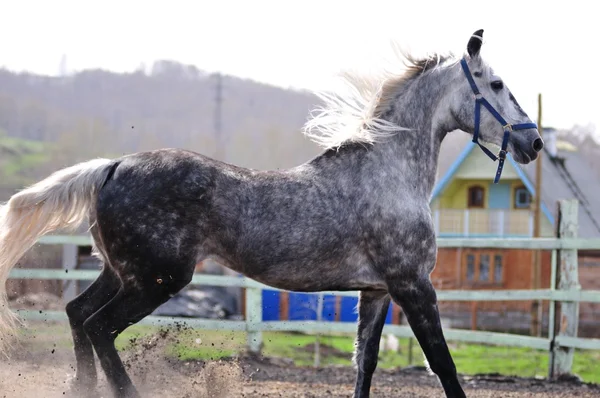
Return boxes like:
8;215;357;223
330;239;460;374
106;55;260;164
0;29;542;397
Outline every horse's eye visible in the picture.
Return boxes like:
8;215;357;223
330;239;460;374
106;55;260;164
491;81;504;91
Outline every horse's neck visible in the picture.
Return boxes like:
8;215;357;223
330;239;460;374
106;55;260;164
370;70;456;198
304;67;456;202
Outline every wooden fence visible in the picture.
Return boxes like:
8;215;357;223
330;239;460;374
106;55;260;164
7;199;600;379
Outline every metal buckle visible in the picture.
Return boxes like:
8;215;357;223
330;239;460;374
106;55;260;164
503;124;513;132
475;93;483;100
498;150;507;160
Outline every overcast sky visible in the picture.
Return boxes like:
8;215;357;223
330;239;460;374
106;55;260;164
1;0;597;135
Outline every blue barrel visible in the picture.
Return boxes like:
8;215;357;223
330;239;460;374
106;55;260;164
261;289;280;321
339;296;393;324
262;291;395;324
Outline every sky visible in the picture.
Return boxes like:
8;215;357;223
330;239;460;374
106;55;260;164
1;0;598;135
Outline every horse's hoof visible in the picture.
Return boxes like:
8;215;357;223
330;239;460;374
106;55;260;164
116;386;141;398
64;381;101;398
64;387;101;398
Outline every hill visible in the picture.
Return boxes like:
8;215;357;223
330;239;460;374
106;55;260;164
1;60;598;200
0;60;322;174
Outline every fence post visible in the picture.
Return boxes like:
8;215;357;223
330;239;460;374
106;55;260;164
61;244;78;301
245;286;263;354
314;293;324;367
550;199;580;378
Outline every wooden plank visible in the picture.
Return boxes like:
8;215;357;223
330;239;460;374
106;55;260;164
437;289;556;301
10;269;101;280
16;309;248;331
61;244;78;302
547;249;559;378
470;302;478;330
437;289;600;303
334;295;342;322
33;235;600;251
240;287;246;320
259;320;357;333
554;336;600;351
577;290;600;303
391;303;401;325
14;310;552;350
441;328;550;350
547;250;558;357
436;237;600;250
9;269;600;303
245;288;263;353
280;291;290;321
551;199;580;379
258;322;551;350
38;235;93;246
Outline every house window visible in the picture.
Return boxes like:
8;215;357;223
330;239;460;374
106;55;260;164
463;250;504;285
514;186;531;209
479;254;490;281
466;254;475;281
467;185;485;208
493;254;503;283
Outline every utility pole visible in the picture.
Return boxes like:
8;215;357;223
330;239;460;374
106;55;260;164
59;54;68;77
531;93;543;337
213;72;224;161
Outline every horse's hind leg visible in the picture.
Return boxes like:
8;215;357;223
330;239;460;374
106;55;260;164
83;267;193;398
352;291;390;398
65;266;121;392
389;276;466;398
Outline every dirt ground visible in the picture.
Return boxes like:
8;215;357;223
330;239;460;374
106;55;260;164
0;323;599;398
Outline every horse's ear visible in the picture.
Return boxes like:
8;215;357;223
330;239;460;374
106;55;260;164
467;29;484;58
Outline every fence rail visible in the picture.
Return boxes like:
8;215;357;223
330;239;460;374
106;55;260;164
10;269;600;303
35;235;600;250
7;199;600;380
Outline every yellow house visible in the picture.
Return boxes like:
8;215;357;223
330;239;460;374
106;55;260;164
430;141;555;238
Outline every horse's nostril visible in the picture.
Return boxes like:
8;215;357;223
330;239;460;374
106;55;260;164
532;138;544;152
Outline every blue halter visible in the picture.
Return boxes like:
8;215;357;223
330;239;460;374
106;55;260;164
460;58;537;184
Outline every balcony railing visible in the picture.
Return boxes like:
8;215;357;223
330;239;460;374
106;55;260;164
433;209;533;237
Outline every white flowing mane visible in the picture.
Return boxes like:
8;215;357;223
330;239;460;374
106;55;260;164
302;49;457;150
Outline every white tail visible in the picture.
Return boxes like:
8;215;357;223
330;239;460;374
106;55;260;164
0;158;114;352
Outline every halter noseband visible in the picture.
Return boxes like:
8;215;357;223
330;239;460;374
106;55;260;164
460;58;537;184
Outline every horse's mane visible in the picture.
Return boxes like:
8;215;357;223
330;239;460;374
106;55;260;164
302;49;456;150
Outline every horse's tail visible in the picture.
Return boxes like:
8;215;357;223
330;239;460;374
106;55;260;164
0;158;115;352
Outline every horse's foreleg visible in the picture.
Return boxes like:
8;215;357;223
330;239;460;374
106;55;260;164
389;276;466;398
65;266;120;393
352;290;390;398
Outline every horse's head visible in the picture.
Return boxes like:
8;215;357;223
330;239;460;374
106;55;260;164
452;29;543;165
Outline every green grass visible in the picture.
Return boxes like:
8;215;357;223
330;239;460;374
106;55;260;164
111;326;600;384
18;322;600;384
0;134;47;153
0;133;53;184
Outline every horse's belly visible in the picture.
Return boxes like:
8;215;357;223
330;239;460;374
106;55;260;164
234;256;386;293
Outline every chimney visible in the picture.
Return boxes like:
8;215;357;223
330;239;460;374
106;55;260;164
544;128;557;158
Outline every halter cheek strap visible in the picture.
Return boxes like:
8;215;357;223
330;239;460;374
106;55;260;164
460;58;537;184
